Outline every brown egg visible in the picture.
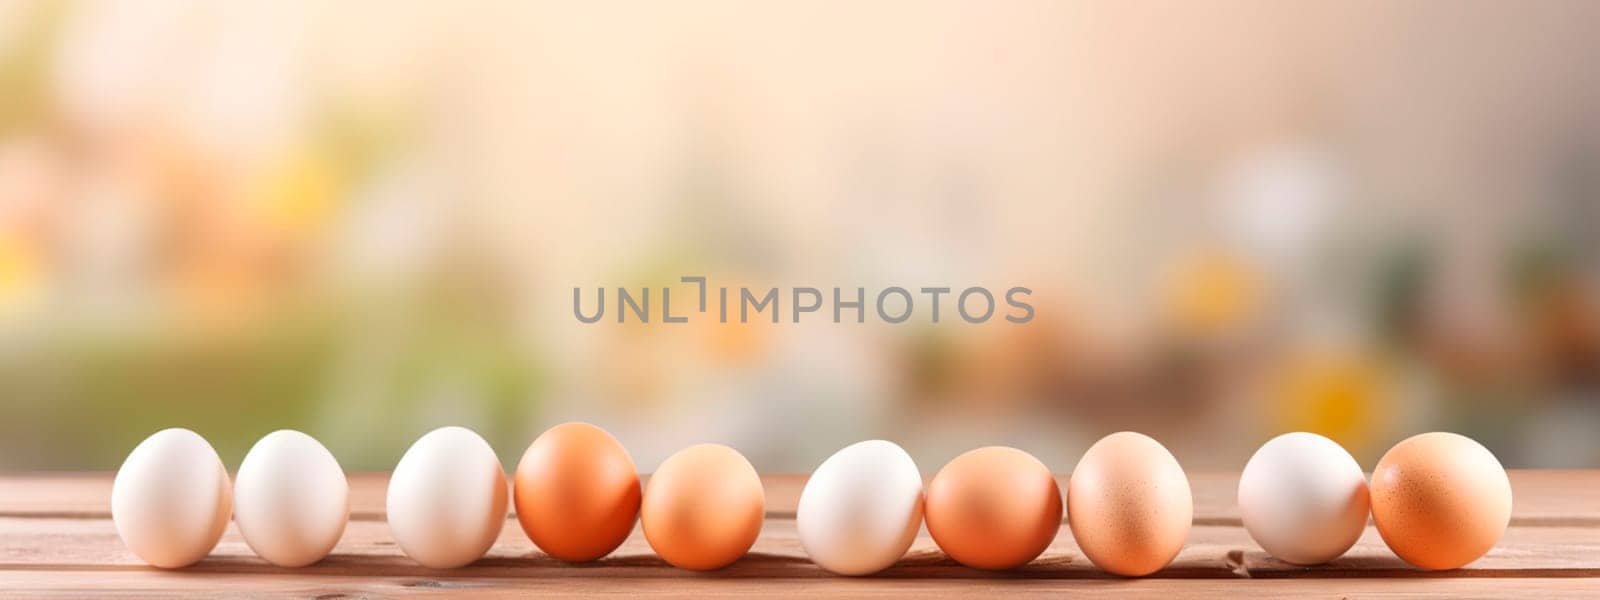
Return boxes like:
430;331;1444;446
1371;432;1512;570
1067;432;1192;576
513;422;641;562
641;444;764;570
924;446;1062;570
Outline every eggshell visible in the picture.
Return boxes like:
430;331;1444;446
1237;432;1369;565
924;446;1061;570
111;428;233;568
641;443;764;571
233;430;350;567
513;422;641;562
796;440;924;575
386;426;508;568
1370;432;1512;570
1067;431;1192;576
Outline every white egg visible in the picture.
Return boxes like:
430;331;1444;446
234;430;349;567
111;428;233;568
1238;432;1370;565
386;426;508;568
796;440;924;575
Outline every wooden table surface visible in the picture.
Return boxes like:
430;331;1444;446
2;470;1597;597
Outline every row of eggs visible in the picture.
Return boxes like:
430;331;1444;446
111;424;1512;575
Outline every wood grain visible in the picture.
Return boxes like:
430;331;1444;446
1;471;1596;597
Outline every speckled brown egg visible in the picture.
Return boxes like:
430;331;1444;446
513;422;641;562
1067;432;1192;576
1370;432;1512;570
641;444;764;571
924;446;1062;570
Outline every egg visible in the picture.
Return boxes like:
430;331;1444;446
1370;432;1512;570
1067;431;1192;576
513;422;641;562
924;446;1061;570
1237;432;1369;565
386;426;508;568
796;440;924;575
641;443;764;571
233;430;349;567
111;428;233;568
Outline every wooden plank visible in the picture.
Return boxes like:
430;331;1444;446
3;470;1596;522
3;517;1596;577
1;471;1595;596
4;571;1599;598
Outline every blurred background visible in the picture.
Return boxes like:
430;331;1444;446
2;0;1598;472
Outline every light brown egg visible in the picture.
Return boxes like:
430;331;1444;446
1370;432;1512;570
924;446;1062;570
641;444;764;571
1067;432;1192;576
513;422;641;562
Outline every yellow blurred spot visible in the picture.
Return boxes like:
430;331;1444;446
1272;349;1389;452
1164;250;1265;336
246;150;341;236
0;234;41;312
